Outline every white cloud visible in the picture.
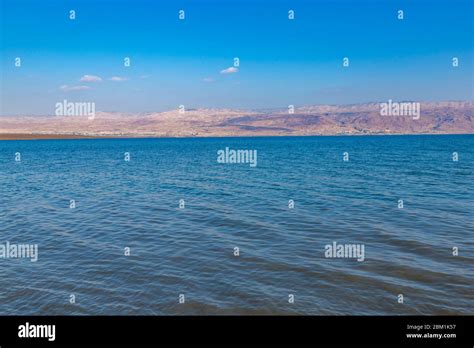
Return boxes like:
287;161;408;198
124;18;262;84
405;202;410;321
60;85;91;92
109;76;128;82
220;67;238;74
203;77;214;82
139;75;151;79
80;75;102;82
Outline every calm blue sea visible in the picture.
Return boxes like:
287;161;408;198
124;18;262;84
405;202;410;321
0;135;473;315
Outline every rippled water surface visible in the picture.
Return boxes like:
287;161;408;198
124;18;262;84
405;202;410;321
0;135;473;315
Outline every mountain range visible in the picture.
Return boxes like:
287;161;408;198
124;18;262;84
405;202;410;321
0;101;472;139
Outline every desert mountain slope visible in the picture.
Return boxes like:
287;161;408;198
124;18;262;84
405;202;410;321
1;102;472;137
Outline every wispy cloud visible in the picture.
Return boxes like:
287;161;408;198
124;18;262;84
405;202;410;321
60;85;91;92
80;75;102;82
139;75;151;79
109;76;128;82
203;77;214;82
220;67;238;74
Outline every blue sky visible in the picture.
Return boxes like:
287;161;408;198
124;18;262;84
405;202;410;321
1;0;473;115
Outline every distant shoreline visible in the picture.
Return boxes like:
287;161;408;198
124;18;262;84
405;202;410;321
0;134;101;140
1;102;472;139
1;132;473;141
